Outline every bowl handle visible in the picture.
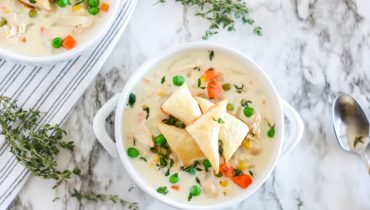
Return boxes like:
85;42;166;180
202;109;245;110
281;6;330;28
280;99;304;157
93;94;121;158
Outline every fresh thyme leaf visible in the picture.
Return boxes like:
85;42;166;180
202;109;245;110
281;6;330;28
128;93;136;107
162;115;185;128
218;140;223;156
249;170;254;178
181;161;200;175
71;189;138;209
139;157;147;162
158;0;261;39
234;84;244;93
142;106;150;120
193;65;201;71
233;168;243;176
195;177;201;185
161;76;166;84
0;96;80;189
213;117;224;124
240;98;252;107
209;50;214;61
354;136;364;148
156;186;169;195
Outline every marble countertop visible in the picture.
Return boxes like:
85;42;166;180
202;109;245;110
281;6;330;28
8;0;370;209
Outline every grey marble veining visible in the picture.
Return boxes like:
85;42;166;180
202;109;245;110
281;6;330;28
8;0;370;209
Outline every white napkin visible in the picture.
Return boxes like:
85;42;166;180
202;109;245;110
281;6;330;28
0;0;136;208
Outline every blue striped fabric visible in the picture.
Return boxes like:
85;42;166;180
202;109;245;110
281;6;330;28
0;0;136;208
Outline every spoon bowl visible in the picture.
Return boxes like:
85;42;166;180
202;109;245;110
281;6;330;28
332;94;370;173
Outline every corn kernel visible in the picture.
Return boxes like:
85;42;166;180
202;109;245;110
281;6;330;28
200;75;206;82
155;154;160;162
220;180;228;187
237;161;249;171
242;138;252;150
157;90;165;96
72;5;81;12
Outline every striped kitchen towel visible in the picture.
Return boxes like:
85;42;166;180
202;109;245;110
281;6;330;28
0;0;137;208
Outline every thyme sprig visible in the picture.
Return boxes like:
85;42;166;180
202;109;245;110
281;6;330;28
0;96;80;188
71;189;139;210
158;0;262;39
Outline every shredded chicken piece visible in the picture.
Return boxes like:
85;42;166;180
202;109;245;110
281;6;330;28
203;181;219;198
245;113;261;138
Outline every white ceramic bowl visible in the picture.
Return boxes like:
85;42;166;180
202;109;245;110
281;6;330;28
0;0;124;64
93;43;304;210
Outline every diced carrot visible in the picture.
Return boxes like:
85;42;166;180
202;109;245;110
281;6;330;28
207;80;223;99
62;35;76;50
219;162;234;177
40;26;45;33
203;68;218;81
100;2;110;12
231;174;253;189
219;162;232;172
171;185;180;190
21;37;27;43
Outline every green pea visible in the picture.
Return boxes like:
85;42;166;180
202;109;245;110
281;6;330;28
243;106;254;117
0;17;7;27
202;159;212;170
172;75;185;86
190;185;201;196
56;0;70;8
267;125;275;138
222;83;231;91
155;134;166;146
51;37;63;49
28;9;37;18
169;173;179;184
226;103;234;111
88;6;100;15
87;0;100;7
127;147;139;158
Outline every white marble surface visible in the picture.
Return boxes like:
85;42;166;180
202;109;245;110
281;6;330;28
8;0;370;209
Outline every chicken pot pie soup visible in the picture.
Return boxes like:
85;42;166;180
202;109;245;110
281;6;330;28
0;0;110;56
123;49;278;204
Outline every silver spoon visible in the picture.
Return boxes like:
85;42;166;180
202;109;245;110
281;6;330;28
332;94;370;174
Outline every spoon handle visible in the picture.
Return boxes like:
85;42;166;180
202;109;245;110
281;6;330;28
360;153;370;175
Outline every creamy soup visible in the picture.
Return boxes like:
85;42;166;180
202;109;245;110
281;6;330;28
123;50;276;204
0;0;110;56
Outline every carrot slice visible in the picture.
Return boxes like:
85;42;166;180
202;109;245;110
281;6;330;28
231;174;253;189
100;2;110;12
62;35;76;50
171;185;180;190
207;80;223;99
203;68;218;81
219;162;232;172
219;162;234;177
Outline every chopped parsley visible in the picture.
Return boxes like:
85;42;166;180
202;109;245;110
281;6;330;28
193;65;201;71
181;161;201;175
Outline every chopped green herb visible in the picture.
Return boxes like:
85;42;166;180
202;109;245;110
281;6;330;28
234;84;244;93
218;140;223;156
209;50;215;61
161;76;166;84
226;103;234;111
182;161;200;175
127;147;139;158
240;99;252;107
128;93;136;107
267;124;275;138
188;185;201;201
160;156;168;167
354;136;364;148
155;134;167;146
142;106;150;120
213;117;224;124
162;115;185;128
169;173;179;184
249;170;254;178
193;66;201;71
233;168;243;176
222;83;231;91
195;177;201;185
165;159;175;176
156;186;168;195
139;157;147;162
202;159;212;171
172;75;185;86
